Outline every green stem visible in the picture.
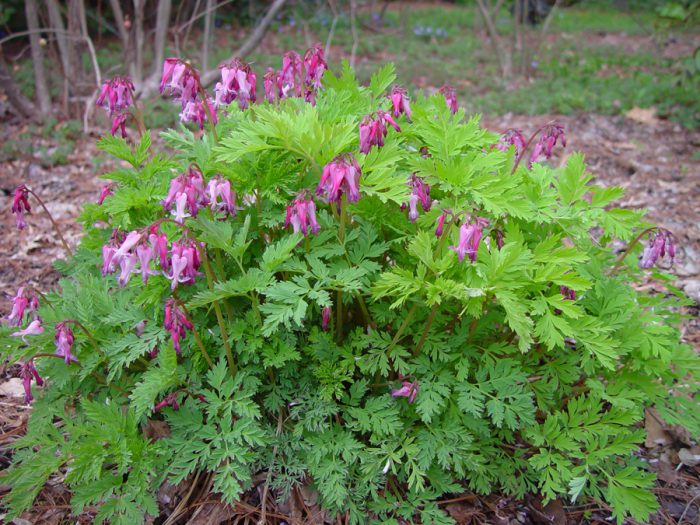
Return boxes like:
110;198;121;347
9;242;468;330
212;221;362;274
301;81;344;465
413;303;438;357
386;303;418;355
178;303;214;368
336;197;347;342
200;249;236;375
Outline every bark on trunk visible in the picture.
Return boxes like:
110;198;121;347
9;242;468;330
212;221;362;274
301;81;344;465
24;0;52;116
0;54;37;119
153;0;172;77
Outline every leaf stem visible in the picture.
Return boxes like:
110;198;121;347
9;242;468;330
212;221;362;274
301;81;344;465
177;302;214;368
413;303;438;357
336;196;347;342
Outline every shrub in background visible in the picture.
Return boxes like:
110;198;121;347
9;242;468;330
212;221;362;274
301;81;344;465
2;51;698;525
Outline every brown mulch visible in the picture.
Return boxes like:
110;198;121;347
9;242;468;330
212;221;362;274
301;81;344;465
0;108;699;523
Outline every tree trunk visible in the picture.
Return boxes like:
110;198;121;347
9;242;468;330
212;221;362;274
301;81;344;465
201;0;214;71
24;0;52;116
132;0;146;86
0;54;37;120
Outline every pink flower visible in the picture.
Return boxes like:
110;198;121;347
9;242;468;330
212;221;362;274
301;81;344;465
438;84;458;115
214;58;257;110
136;244;159;284
435;211;448;238
8;287;30;327
391;380;419;403
20;360;43;404
406;175;431;223
155;392;180;411
96;76;134;116
317;154;362;204
11;318;44;343
164;299;193;355
164;241;201;289
54;322;78;364
390;85;411;119
149;231;170;271
160;58;199;106
449;216;489;263
279;51;303;98
285;191;321;236
110;113;128;138
358;110;401;154
180;98;217;129
303;44;327;102
322;306;331;331
264;68;280;103
12;185;31;230
529;122;566;167
495;129;527;160
113;231;142;260
97;184;114;205
560;286;576;301
640;229;676;269
206;177;237;216
162;167;208;220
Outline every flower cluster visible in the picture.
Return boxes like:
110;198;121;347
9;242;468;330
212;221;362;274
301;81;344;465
529;122;566;167
7;287;38;327
390;85;412;120
97;184;114;205
162;167;208;222
317;154;362;204
264;45;328;104
640;229;676;269
285;191;321;236
449;215;489;263
214;58;257;110
303;44;327;103
12;185;31;230
161;58;216;129
96;76;134;138
164;299;193;354
278;51;303;99
54;322;78;364
404;175;432;223
207;177;238;217
495;128;527;160
20;360;43;404
359;110;401;154
439;84;458;114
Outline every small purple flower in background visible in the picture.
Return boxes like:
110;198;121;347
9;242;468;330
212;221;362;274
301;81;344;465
317;154;362;204
438;84;458;115
54;322;78;364
560;286;576;301
206;177;237;217
11;318;44;343
450;216;489;263
155;392;180;411
529;122;566;167
391;380;419;403
12;185;31;230
20;360;43;404
97;184;114;205
164;299;193;355
264;68;280;103
405;175;431;223
495;129;527;161
96;76;134;137
640;229;676;269
8;287;33;327
285;191;321;236
390;85;412;120
279;51;303;98
214;58;257;110
322;306;331;331
358;110;401;154
303;44;327;103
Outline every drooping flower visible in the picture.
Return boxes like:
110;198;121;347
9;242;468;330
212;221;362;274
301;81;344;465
640;229;676;269
214;58;257;110
439;84;458;114
155;392;180;411
449;216;489;263
405;175;431;223
560;286;576;301
435;211;448;238
12;185;31;230
264;68;280;103
8;287;31;327
160;58;199;107
358;110;401;154
164;241;201;290
390;85;411;119
110;113;128;138
20;360;43;404
162;167;208;220
97;184;114;205
529;122;566;167
164;299;193;354
322;306;332;331
149;230;170;271
391;380;419;403
285;191;321;236
54;322;78;364
11;318;44;343
96;76;135;116
279;51;303;98
303;44;327;103
206;177;237;217
495;129;527;160
180;98;217;129
317;154;362;204
136;244;159;284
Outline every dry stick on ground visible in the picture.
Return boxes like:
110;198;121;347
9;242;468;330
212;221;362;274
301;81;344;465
25;0;52;116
